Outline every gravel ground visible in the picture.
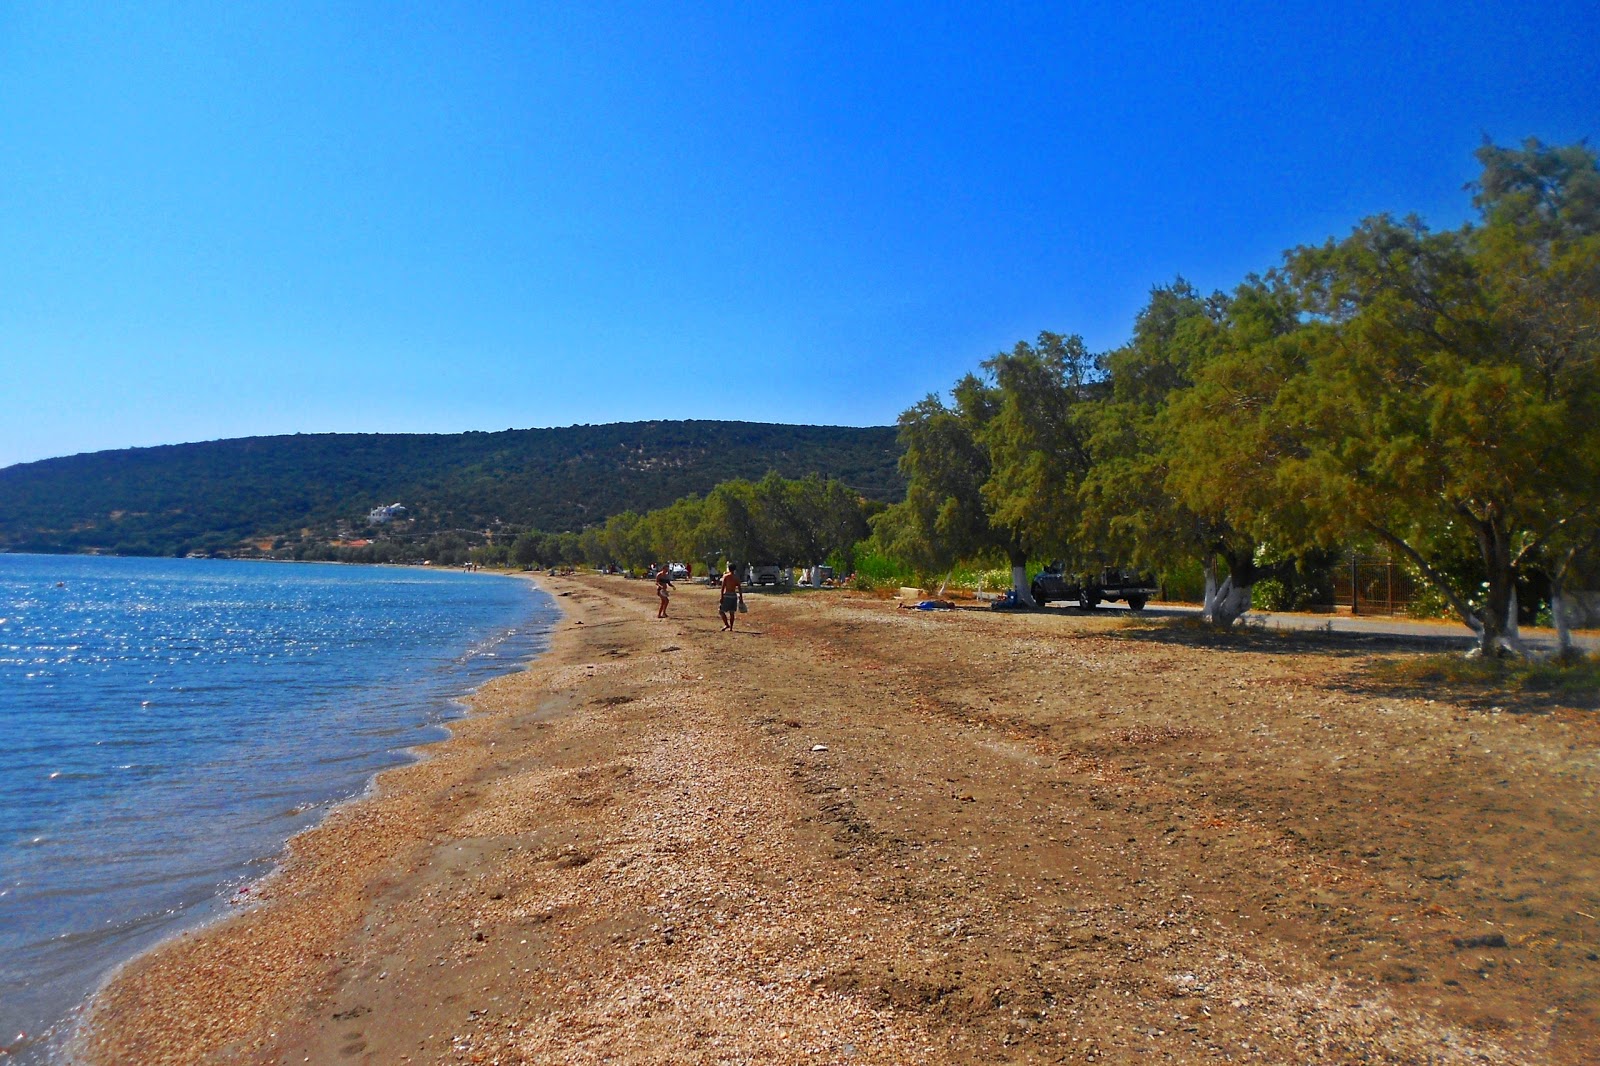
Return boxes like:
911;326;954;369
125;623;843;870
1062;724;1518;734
72;574;1600;1064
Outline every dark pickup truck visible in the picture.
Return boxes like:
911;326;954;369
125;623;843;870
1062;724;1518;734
1030;565;1158;611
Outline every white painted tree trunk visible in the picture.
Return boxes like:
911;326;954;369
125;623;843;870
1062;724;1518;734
1469;620;1529;659
1013;563;1035;607
1485;589;1530;658
1552;584;1574;657
1201;560;1218;623
1205;576;1253;627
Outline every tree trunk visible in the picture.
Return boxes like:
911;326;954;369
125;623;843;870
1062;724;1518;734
1206;575;1253;627
1201;558;1218;623
1201;547;1265;627
1552;581;1575;658
1470;517;1525;658
1011;549;1036;607
1365;521;1524;656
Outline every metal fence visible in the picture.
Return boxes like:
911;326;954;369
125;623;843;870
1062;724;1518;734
1331;551;1418;616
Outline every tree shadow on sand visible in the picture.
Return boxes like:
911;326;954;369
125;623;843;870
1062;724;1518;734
1111;615;1599;713
1346;653;1600;714
1107;614;1474;660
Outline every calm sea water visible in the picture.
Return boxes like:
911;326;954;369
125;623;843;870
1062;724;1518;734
0;555;557;1062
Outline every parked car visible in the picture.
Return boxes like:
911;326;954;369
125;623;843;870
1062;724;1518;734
1031;563;1157;610
745;563;785;586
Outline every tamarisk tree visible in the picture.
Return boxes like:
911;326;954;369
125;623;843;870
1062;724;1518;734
1275;140;1600;655
1085;279;1305;625
872;373;1022;595
876;333;1099;601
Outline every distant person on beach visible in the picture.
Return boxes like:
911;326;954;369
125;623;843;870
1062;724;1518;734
656;566;674;618
719;563;744;631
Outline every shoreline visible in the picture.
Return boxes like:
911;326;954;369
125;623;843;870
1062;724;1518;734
53;569;563;1065
73;574;1600;1064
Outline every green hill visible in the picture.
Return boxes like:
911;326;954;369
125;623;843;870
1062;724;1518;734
0;421;905;557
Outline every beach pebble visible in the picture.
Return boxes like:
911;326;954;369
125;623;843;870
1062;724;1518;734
811;744;828;752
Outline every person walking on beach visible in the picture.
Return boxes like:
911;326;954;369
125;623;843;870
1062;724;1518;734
655;565;674;619
718;563;744;631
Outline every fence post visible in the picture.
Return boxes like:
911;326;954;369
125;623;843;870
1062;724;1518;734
1351;553;1359;616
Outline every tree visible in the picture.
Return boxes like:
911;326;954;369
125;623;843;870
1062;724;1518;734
874;373;1032;598
1080;279;1301;625
1160;276;1322;624
1474;138;1600;654
702;479;767;569
510;530;547;569
1082;280;1221;577
777;473;872;578
599;511;649;570
577;526;608;568
641;495;709;569
980;333;1102;567
1269;140;1600;655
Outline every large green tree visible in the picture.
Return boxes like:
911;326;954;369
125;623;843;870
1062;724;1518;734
757;472;871;574
873;374;1021;593
874;332;1102;602
1081;279;1303;624
1158;276;1323;623
1254;139;1600;654
1082;281;1222;584
639;495;710;570
1473;139;1600;653
699;480;765;569
980;332;1102;568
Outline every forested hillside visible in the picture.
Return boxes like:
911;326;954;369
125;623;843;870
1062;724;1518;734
0;421;904;557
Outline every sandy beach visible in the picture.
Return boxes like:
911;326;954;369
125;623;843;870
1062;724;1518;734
73;573;1600;1065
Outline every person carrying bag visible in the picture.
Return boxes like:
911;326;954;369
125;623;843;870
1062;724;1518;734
718;564;744;631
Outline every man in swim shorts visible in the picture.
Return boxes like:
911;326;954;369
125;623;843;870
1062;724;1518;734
719;563;743;631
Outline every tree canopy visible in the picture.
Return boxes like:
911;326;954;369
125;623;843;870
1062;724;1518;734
885;138;1600;650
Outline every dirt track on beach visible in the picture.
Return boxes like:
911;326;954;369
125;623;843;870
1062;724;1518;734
77;574;1600;1064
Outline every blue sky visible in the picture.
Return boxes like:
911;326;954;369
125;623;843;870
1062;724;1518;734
2;2;1596;469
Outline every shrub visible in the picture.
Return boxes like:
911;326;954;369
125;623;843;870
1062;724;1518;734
1251;578;1291;611
850;550;915;589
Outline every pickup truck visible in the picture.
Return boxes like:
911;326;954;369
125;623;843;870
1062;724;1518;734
1030;564;1157;611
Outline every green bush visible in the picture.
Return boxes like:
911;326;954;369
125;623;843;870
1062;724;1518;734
938;563;1012;594
1405;581;1460;620
850;550;915;590
1251;578;1291;611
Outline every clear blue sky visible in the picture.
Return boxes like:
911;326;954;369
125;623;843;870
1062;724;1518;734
2;2;1596;469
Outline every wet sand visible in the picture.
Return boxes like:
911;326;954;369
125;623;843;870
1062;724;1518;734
74;574;1600;1064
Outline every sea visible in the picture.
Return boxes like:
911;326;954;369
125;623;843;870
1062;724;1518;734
0;554;558;1063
